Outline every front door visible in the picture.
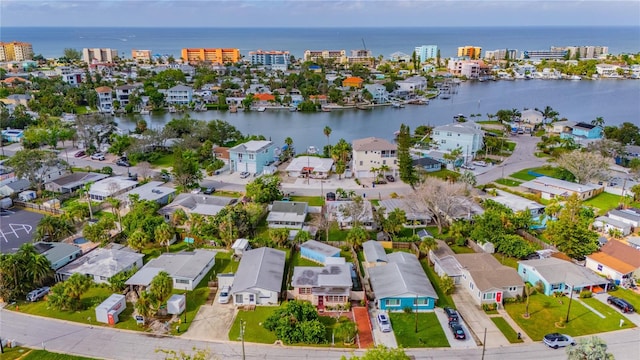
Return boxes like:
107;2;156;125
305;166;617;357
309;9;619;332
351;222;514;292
496;292;502;303
317;296;324;307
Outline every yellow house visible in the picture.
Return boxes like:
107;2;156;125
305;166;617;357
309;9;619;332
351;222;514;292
342;76;363;88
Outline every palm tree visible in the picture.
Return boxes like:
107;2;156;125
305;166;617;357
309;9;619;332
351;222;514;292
284;137;294;158
188;213;205;237
346;226;367;250
539;106;559;124
171;208;188;227
18;243;53;288
135;291;155;324
419;237;438;258
323;126;332;154
106;197;122;228
591;116;605;128
80;182;94;220
149;271;173;310
65;273;92;310
154;222;174;253
128;229;148;251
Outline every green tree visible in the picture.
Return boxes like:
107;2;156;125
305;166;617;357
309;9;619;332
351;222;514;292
82;217;116;245
64;272;93;310
383;208;407;239
108;133;133;156
335;318;358;344
567;336;614;360
440;275;455;295
128;229;149;251
245;175;282;203
5;149;61;192
294;230;312;244
545;194;599;260
135;290;155;324
269;228;290;247
172;148;203;191
397;124;418;187
346;225;368;250
63;48;82;62
0;243;53;300
263;300;326;344
419;236;438;256
155;222;175;252
323;125;332;154
34;215;75;242
149;271;173;310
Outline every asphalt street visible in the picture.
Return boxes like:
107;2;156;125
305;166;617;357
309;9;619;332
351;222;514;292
0;208;43;253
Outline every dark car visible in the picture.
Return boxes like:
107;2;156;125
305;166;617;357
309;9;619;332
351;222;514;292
203;187;215;195
607;296;635;313
449;321;466;340
74;150;86;158
385;175;395;182
444;307;459;322
115;159;130;167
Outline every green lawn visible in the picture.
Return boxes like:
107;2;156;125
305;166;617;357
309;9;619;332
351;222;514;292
450;244;475;254
490;317;523;343
504;294;635;341
424;169;459;180
228;307;279;343
1;348;96;360
606;288;640;311
389;312;449;348
494;178;522;187
420;259;454;308
150;153;174;168
74;105;90;115
583;192;623;215
290;196;324;206
510;166;561;181
493;253;520;269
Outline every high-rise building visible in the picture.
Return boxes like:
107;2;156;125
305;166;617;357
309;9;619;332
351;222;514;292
181;48;241;64
457;46;482;60
414;45;438;63
0;41;34;61
82;48;118;64
484;49;518;60
303;50;347;63
131;49;152;62
248;50;290;68
550;46;609;59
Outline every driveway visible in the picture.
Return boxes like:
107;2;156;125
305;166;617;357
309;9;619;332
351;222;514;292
433;307;476;349
451;292;510;347
182;292;237;341
592;292;640;327
369;308;398;348
476;134;546;185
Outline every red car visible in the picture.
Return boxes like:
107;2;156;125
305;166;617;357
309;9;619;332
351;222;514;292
74;150;86;158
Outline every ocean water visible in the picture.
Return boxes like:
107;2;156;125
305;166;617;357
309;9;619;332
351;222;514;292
2;26;638;59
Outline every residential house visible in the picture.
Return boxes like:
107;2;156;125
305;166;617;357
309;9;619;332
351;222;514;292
585;241;640;283
548;121;576;135
378;199;432;227
389;52;411;62
363;84;389;104
88;176;138;202
352;137;398;178
228;140;276;175
291;260;352;307
368;252;438;311
45;172;109;194
56;66;83;86
520;109;544;125
326;200;375;230
285;156;333;179
455;253;524;306
116;181;176;208
485;189;547;229
412;157;443;172
626;236;640;250
0;178;30;196
615;145;640;167
95;86;113;113
267;201;308;229
131;49;152;62
1;129;24;143
115;84;138;107
34;242;82;271
607;209;640;229
125;250;216;291
299;240;341;265
593;216;632;236
158;193;237;221
396;76;427;93
309;95;328;105
520;176;602;200
165;85;193;105
518;257;611;296
1;76;30;87
230;247;286;306
56;247;144;284
595;64;621;78
342;76;363;88
362;240;388;268
428;240;464;284
3;94;32;107
447;60;483;79
252;93;276;106
560;122;603;141
431;122;484;160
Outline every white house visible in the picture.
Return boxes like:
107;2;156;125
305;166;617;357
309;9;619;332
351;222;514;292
607;209;640;228
352;137;398;178
431;122;484;159
520;109;544;125
88;176;138;201
95;86;113;113
165;85;193;105
520;176;602;200
56;248;144;284
230;247;286;306
455;253;524;306
326;200;375;230
593;216;632;236
395;76;427;93
125;250;216;291
285;156;333;179
267;201;308;229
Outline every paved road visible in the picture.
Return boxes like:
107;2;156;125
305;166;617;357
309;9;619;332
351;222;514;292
2;310;639;360
476;134;547;185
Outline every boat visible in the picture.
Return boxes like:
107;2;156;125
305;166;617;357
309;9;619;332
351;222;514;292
289;106;297;112
321;106;331;112
307;146;318;155
168;106;176;113
568;75;582;80
229;106;238;113
256;107;266;112
139;109;150;115
440;95;451;100
392;102;405;108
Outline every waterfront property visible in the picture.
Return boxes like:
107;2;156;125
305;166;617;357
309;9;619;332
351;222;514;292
352;137;398;178
266;201;308;229
457;45;482;59
585;241;640;283
303;49;347;63
560;122;603;142
520;176;603;200
412;157;443;172
455;253;524;306
165;84;193;105
285;156;333;179
395;76;428;93
56;247;144;284
82;48;117;63
368;252;438;311
291;259;352;308
115;84;139;107
228;140;276;175
342;76;364;88
414;45;438;63
181;48;241;64
95;86;113;113
431;122;484;160
518;257;610;296
230;247;286;306
248;50;290;70
299;240;340;265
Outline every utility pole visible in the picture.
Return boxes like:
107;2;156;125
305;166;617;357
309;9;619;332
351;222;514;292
481;327;487;360
565;285;574;323
183;291;187;324
414;294;419;333
240;319;246;360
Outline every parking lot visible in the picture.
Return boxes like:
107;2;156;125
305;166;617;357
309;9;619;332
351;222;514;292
0;208;43;253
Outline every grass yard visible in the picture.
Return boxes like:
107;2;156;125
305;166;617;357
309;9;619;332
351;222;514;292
494;178;522;187
10;286;141;331
490;317;523;343
424;169;460;181
228;307;278;343
141;241;191;262
389;312;450;348
510;166;561;181
290;196;324;206
0;348;96;360
450;244;475;254
493;253;520;269
420;259;454;308
504;294;635;341
603;288;640;312
583;192;623;215
74;105;90;115
149;153;174;168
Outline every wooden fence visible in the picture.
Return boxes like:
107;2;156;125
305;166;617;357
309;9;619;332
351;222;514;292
517;229;556;251
14;201;64;215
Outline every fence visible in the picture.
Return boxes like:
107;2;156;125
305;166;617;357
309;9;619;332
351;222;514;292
14;201;64;215
517;229;556;251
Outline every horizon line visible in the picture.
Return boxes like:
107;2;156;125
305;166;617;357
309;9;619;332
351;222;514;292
4;25;639;29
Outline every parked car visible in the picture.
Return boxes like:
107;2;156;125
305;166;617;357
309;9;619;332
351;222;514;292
385;175;395;182
74;150;86;158
607;296;635;313
218;286;231;304
90;152;105;161
460;164;476;170
449;321;466;340
444;307;459;322
543;333;575;349
160;173;171;182
376;313;392;333
191;188;202;194
203;187;215;195
26;287;50;302
115;159;130;167
239;171;250;179
472;160;487;167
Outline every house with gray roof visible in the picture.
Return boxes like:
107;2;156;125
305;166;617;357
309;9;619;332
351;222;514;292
267;201;308;229
432;122;484;159
56;247;144;284
117;181;176;208
520;176;602;200
159;193;237;220
378;198;432;227
362;240;388;268
428;240;464;284
368;252;438;312
291;260;352;307
230;247;286;306
88;176;138;201
326;200;376;230
518;257;610;296
125;249;216;291
34;242;82;271
485;189;547;229
351;137;398;178
593;216;632;236
455;253;524;306
299;240;340;265
607;209;640;228
165;84;193;105
45;172;109;194
228;140;276;175
627;236;640;250
0;178;30;196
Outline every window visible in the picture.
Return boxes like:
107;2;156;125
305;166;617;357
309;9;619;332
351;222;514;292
327;296;346;303
359;161;363;166
597;264;603;271
435;131;440;136
249;294;255;302
382;160;386;165
447;132;452;136
441;140;446;144
522;268;527;274
176;279;189;284
299;288;312;295
385;299;400;306
508;286;518;292
248;153;254;160
414;298;428;305
235;294;243;303
551;284;561;291
469;282;474;290
483;292;495;300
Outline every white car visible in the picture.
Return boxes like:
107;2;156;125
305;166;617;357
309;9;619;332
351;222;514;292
26;287;50;302
239;171;251;179
472;160;487;167
218;286;231;304
377;313;392;333
543;333;575;349
90;152;106;161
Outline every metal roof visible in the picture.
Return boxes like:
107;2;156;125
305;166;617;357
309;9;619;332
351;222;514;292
368;252;438;300
231;247;285;294
519;257;606;288
57;248;143;279
362;240;388;264
144;250;216;280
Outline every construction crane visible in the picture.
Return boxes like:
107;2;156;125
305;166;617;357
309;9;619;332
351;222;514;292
362;38;367;51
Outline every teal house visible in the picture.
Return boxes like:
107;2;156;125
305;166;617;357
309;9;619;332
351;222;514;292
229;140;276;175
368;252;438;311
517;257;610;296
560;122;602;141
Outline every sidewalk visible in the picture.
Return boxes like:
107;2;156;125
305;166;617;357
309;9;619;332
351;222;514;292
451;292;510;348
495;309;532;343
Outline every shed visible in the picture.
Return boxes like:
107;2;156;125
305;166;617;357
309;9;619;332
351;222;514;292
362;240;388;268
18;190;36;202
299;240;341;265
95;294;126;324
167;294;186;315
232;238;251;256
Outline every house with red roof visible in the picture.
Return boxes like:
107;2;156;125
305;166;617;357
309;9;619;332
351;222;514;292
342;76;363;88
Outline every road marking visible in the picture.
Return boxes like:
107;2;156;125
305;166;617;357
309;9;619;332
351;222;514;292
0;223;33;242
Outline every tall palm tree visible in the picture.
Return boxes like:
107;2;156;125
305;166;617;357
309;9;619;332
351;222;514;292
135;291;155;324
81;182;94;220
154;222;174;253
106;197;122;228
591;116;605;128
171;208;188;228
65;273;92;310
323;126;332;154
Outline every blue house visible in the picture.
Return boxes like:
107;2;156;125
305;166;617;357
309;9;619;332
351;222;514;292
560;122;602;141
299;240;340;265
229;140;276;175
1;128;24;143
518;257;609;296
368;252;438;311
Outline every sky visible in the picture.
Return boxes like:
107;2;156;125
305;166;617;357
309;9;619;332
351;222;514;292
1;0;639;27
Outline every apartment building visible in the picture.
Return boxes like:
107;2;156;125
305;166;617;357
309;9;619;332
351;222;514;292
248;50;290;70
131;49;152;62
522;49;566;60
303;50;347;63
551;46;608;59
447;59;484;79
165;85;193;105
457;46;482;60
82;48;118;64
0;41;34;61
348;49;374;66
484;49;518;60
181;48;241;64
414;45;438;63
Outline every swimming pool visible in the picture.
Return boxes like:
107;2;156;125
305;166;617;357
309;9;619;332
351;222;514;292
73;237;88;244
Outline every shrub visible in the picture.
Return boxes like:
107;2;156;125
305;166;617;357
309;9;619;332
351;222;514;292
403;307;414;314
483;303;497;312
579;290;592;298
101;166;113;175
390;192;399;198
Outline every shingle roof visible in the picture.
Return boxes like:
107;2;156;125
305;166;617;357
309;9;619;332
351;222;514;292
352;137;397;152
57;248;143;279
231;247;285;293
362;240;388;264
368;252;438;299
456;253;523;291
587;241;640;274
519;257;605;288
